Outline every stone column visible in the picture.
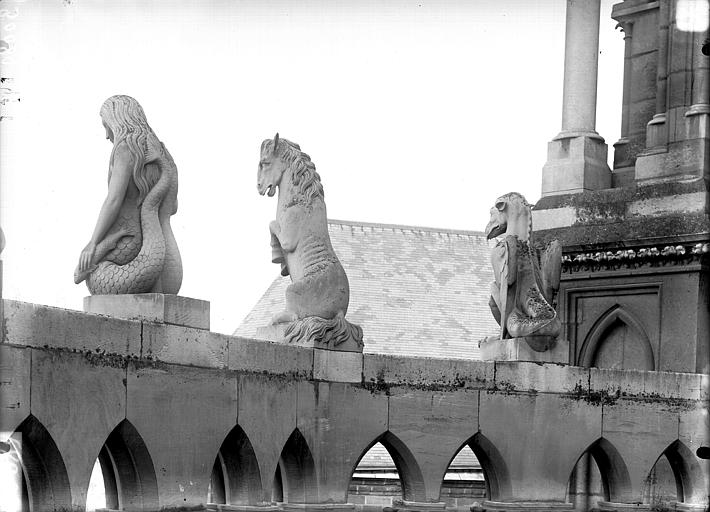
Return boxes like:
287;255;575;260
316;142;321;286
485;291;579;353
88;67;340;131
541;0;611;197
686;27;710;116
612;21;636;180
559;0;603;138
645;0;670;149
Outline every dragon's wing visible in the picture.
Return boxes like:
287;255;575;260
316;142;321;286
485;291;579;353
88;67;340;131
540;240;562;305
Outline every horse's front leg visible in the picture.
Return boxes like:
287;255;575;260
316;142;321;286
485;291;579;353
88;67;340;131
269;220;289;276
270;220;284;263
276;211;301;254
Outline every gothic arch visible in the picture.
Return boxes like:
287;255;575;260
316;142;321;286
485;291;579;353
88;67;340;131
347;431;426;502
94;419;159;511
568;438;633;503
10;414;72;512
578;305;654;370
645;440;706;505
208;425;263;505
278;429;318;504
459;432;512;501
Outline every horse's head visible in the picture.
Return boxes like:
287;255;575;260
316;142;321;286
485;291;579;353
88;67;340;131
258;133;287;198
485;192;531;240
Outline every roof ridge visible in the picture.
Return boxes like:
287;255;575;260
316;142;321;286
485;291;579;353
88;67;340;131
328;218;487;237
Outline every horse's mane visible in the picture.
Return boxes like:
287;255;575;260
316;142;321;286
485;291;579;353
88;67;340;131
101;95;166;205
261;137;324;205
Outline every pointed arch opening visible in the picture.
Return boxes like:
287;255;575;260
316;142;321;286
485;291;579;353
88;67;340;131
207;425;263;506
86;419;159;511
578;306;654;371
2;415;71;512
437;433;507;506
643;440;705;507
466;432;511;501
566;438;632;507
439;444;486;510
277;429;317;504
347;431;426;507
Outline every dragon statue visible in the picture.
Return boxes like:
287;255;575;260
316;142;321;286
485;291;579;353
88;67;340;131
74;95;182;295
485;192;562;349
257;134;363;347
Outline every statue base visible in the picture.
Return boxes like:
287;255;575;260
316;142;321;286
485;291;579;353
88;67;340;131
256;321;363;353
478;336;570;363
84;293;210;330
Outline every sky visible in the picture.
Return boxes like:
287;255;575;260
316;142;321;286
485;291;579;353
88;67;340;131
0;0;624;335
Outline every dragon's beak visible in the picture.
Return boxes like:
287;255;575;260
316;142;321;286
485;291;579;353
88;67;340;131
485;219;506;239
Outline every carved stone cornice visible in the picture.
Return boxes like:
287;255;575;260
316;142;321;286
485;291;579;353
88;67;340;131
562;242;709;273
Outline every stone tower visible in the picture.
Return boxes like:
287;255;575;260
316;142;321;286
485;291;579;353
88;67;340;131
535;0;709;374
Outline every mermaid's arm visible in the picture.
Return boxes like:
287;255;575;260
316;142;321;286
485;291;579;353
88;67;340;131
78;144;134;272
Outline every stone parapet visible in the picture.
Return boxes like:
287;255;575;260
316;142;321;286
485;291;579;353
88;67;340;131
391;500;446;511
477;501;574;511
2;299;707;399
206;505;279;511
1;299;708;511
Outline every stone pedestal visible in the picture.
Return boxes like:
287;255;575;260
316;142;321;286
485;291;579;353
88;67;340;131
541;135;611;196
84;293;210;330
391;500;446;512
478;337;570;364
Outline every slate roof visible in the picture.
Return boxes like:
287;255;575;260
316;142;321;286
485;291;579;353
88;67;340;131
234;219;498;360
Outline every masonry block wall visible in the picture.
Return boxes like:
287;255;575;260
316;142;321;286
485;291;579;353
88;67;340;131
1;300;707;512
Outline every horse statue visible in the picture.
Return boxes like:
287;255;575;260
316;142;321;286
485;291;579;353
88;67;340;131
257;134;363;347
485;192;561;349
74;95;182;295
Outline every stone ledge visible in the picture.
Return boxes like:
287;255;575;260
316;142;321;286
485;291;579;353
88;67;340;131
2;299;141;356
478;501;573;511
363;353;494;390
280;505;355;512
392;500;446;511
590;367;707;401
314;349;362;383
84;293;210;330
2;301;707;398
494;361;588;394
206;504;279;511
229;336;313;378
143;322;229;369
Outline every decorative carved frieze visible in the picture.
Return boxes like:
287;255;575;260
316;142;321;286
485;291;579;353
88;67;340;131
562;242;709;273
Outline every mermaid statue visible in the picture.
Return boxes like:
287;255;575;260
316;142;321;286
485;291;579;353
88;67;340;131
74;95;182;295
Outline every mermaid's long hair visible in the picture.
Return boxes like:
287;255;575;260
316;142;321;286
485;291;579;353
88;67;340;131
100;95;162;205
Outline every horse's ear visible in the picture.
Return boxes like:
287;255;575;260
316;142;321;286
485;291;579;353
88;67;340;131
273;133;279;154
